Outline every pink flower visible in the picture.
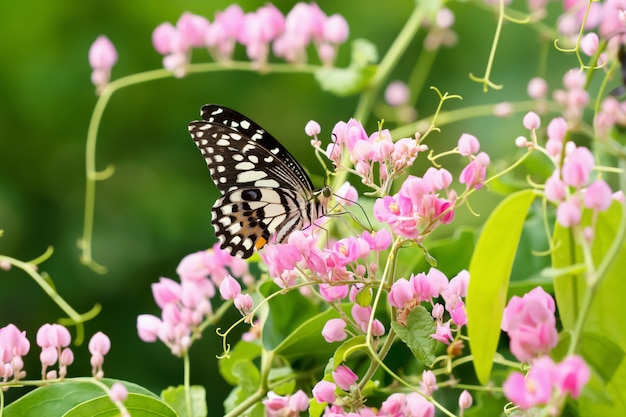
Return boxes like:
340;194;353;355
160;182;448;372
219;275;241;300
545;174;566;203
504;356;557;409
523;111;541;130
137;314;162;343
385;81;411;107
234;294;253;316
420;370;437;396
89;36;117;92
406;392;435;417
431;321;453;345
362;228;392;251
264;390;309;417
152;277;181;308
556;355;590;398
527;77;548;99
322;318;347;343
388;278;415;308
36;323;71;349
556;200;582;227
89;35;118;69
89;332;111;378
305;120;321;137
584;179;612;211
323;14;349;44
458;390;473;411
459;152;489;190
332;365;359;391
177;12;210;48
312;380;336;403
458;133;480;156
561;146;594;187
501;287;558;362
110;382;128;403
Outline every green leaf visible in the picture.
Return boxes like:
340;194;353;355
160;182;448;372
161;385;207;417
4;379;172;417
315;39;378;96
272;306;349;362
390;305;437;366
333;335;368;366
467;189;536;384
65;394;175;417
223;360;261;414
552;201;626;416
260;281;318;352
218;340;262;385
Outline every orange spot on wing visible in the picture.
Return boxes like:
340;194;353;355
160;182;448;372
255;237;267;250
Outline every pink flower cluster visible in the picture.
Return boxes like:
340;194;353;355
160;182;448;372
152;3;349;76
458;133;490;190
388;268;469;345
321;302;386;343
137;244;252;355
517;110;616;231
312;365;439;416
320;119;425;190
504;355;590;411
37;323;74;379
501;287;590;410
1;323;111;384
261;225;391;295
263;390;309;417
374;169;456;240
501;287;558;362
0;324;29;383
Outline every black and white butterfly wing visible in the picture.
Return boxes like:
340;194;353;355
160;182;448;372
188;104;327;258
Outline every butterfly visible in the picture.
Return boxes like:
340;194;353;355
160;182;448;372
188;104;330;259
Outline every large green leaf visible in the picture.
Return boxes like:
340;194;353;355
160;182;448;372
467;189;536;384
259;281;318;351
4;379;172;417
161;385;207;417
553;201;626;416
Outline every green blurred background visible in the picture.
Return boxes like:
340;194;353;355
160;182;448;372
0;0;583;413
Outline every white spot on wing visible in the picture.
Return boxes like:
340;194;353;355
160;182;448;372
237;170;268;183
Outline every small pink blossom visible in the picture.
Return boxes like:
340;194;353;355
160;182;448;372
332;365;359;391
431;321;453;344
561;146;594;187
557;200;582;227
385;81;411;107
420;370;438;396
458;133;480;156
177;12;210;48
523;111;541;130
458;390;473;411
89;332;111;378
305;120;321;136
584;179;612;211
527;77;548;99
580;32;599;56
219;275;241;300
501;287;557;362
312;380;336;403
322;318;347;342
110;382;129;403
556;355;590;398
503;358;555;409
